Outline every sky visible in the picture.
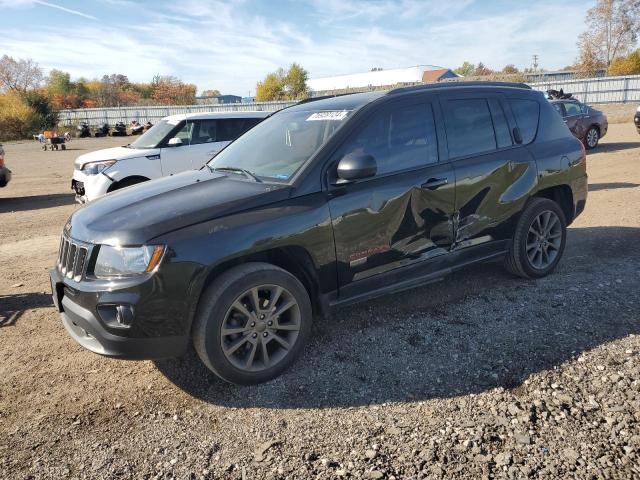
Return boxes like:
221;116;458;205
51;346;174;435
0;0;595;96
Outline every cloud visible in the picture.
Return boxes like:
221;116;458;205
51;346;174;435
0;0;593;95
0;0;97;19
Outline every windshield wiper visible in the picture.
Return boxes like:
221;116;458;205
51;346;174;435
210;166;262;183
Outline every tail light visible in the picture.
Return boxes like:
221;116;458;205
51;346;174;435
0;156;4;168
580;141;586;167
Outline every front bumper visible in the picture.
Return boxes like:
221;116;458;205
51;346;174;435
72;169;113;203
0;166;11;187
50;267;189;359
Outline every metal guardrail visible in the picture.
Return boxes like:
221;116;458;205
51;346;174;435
58;101;296;127
58;74;640;127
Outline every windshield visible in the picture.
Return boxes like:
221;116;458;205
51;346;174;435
130;119;180;149
207;109;351;181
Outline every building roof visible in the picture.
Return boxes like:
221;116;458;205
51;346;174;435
421;68;451;83
308;65;452;92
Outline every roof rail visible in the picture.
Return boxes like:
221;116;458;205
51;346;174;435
387;81;532;95
295;92;357;105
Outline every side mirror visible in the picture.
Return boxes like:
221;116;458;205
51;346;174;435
335;153;377;183
167;137;183;147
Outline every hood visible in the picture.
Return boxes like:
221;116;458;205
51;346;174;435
69;169;292;245
74;146;158;168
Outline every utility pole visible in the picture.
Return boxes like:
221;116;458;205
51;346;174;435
532;54;539;73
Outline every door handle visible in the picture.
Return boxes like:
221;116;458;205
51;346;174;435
207;150;219;155
421;177;448;190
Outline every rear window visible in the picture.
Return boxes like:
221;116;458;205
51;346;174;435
509;99;540;144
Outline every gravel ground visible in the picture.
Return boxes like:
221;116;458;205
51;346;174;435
1;125;639;479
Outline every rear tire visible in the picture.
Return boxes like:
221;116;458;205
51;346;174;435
504;198;567;279
193;262;312;385
584;126;599;149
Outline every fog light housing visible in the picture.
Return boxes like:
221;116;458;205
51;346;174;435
97;304;134;329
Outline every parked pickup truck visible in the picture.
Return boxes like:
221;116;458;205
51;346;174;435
635;105;640;134
51;82;587;385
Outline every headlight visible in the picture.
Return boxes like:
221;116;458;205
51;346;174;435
81;160;116;175
94;245;164;278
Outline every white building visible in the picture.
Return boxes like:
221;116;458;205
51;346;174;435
308;65;458;93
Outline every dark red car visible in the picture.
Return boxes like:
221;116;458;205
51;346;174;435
551;99;608;149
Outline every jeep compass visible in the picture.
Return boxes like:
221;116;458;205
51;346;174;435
50;82;587;385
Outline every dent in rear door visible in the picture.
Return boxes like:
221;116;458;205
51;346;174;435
441;93;538;247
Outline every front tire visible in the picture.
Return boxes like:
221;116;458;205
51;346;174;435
193;263;312;385
504;198;567;279
584;126;599;149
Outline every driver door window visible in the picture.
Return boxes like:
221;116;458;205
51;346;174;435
174;121;195;145
337;102;438;176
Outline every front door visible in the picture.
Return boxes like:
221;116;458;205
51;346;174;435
160;120;195;175
327;97;456;299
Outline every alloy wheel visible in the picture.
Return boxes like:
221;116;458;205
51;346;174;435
586;128;599;148
526;210;562;270
220;284;301;372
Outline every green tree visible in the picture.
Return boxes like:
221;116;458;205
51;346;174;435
454;61;474;77
284;63;309;100
46;69;73;96
255;63;309;101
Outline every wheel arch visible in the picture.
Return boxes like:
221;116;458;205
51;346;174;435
533;184;574;225
106;175;150;193
194;246;326;322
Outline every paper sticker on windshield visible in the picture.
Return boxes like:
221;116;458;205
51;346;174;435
306;111;348;121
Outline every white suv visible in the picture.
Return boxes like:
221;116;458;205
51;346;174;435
72;111;269;202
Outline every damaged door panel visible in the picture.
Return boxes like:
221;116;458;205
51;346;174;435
327;97;456;299
440;93;538;250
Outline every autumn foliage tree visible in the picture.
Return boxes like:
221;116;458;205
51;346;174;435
577;0;640;74
151;75;197;105
608;48;640;75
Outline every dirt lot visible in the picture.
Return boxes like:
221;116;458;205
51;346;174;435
1;126;639;479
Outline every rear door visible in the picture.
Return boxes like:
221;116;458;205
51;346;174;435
327;95;456;299
440;93;538;249
561;101;586;139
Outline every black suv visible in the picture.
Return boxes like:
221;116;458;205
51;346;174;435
50;82;587;385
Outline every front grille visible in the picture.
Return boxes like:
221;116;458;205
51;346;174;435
58;235;90;281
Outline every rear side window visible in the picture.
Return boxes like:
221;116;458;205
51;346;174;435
509;99;540;144
337;102;439;175
563;102;582;116
488;99;512;149
443;99;496;158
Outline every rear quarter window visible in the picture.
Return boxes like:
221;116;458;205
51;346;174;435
509;99;540;144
